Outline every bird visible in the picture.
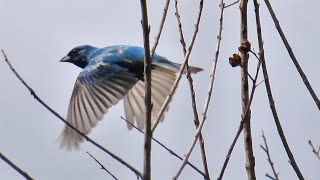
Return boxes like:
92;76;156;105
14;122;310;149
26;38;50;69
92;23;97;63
60;45;203;149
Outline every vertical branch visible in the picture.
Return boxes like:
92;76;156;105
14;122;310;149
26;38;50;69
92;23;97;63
139;1;152;179
252;1;305;179
0;151;34;180
239;0;256;180
263;0;320;110
218;51;262;180
174;0;210;179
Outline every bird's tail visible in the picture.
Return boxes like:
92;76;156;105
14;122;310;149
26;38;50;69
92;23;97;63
153;61;203;74
184;65;203;74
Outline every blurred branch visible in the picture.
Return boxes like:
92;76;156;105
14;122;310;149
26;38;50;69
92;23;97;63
239;0;256;179
87;152;118;180
260;131;280;180
263;0;320;110
139;0;152;179
174;0;210;179
1;50;142;179
120;117;205;177
253;1;305;179
0;151;34;180
308;140;320;160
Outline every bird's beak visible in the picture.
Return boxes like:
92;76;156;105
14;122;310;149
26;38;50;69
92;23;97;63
60;56;71;62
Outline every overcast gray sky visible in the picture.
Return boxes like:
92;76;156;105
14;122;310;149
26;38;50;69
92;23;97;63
1;0;319;179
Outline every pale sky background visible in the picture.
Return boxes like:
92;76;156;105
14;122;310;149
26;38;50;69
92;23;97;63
0;0;319;179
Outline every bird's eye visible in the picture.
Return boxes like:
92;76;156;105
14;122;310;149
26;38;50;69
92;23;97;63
68;49;77;57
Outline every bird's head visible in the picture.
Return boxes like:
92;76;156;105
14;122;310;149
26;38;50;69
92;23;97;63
60;45;97;68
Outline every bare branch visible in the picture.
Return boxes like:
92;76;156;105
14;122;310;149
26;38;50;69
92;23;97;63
150;0;171;57
260;131;280;180
239;0;256;179
224;0;239;8
87;152;118;180
174;0;210;178
308;140;320;160
152;0;203;132
1;50;142;179
0;151;34;180
120;116;206;177
139;0;152;179
263;0;320;110
253;1;305;179
172;0;228;178
218;54;261;180
174;0;187;54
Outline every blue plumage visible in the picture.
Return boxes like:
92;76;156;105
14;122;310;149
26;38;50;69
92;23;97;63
60;45;203;149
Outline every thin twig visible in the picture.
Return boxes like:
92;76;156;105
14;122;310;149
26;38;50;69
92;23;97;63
150;0;171;57
87;152;118;180
239;0;256;179
1;50;142;179
174;0;210;178
224;0;239;8
0;151;34;180
172;0;226;178
139;0;152;179
263;0;320;110
253;1;305;179
151;0;203;132
308;140;320;160
174;0;187;54
260;131;280;180
120;117;206;177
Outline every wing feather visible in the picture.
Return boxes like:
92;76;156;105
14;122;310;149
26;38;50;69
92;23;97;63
123;66;176;130
60;63;138;149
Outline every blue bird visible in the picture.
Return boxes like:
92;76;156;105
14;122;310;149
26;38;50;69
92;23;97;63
60;45;203;148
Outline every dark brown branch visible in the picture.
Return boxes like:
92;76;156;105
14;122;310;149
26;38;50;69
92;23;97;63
174;0;210;179
308;140;320;160
87;152;118;180
139;0;152;179
120;116;205;177
263;0;320;110
1;50;142;179
0;151;34;180
239;0;256;179
260;131;280;180
253;1;305;179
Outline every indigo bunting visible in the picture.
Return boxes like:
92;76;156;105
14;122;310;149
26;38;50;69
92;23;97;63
60;45;203;148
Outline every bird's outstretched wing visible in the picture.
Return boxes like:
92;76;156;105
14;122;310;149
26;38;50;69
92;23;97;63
124;66;177;130
60;62;138;149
